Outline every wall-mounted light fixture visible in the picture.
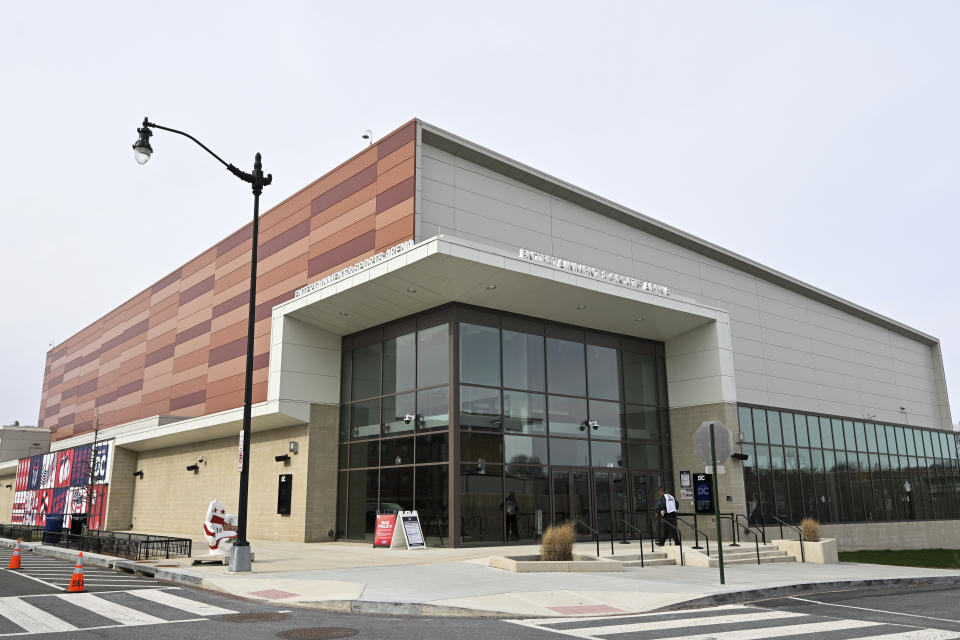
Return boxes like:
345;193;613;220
3;484;11;489
731;453;749;461
289;441;298;454
186;464;199;472
275;454;291;463
133;470;144;478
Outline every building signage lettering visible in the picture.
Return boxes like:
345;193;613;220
294;239;415;298
517;248;670;296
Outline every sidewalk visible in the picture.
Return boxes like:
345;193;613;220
5;535;960;618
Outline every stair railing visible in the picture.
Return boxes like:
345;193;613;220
658;517;684;566
575;519;601;558
736;513;766;544
675;517;710;557
733;519;761;564
771;514;805;563
619;519;645;567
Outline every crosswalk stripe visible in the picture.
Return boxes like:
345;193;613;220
126;589;235;616
0;597;77;634
56;593;165;626
545;609;807;635
851;631;960;640
653;619;884;640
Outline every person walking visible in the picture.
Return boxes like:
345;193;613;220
655;488;680;546
504;492;520;541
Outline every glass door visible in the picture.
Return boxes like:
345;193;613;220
552;468;592;540
593;470;629;541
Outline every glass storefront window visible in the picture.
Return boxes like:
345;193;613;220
550;438;589;466
625;405;658;440
622;351;658;406
460;323;500;387
504;465;550;542
415;465;448;546
351;399;379;440
546;338;585;396
548;395;587;437
352;343;381;400
591;440;624;468
417;324;449;388
782;413;796;446
381;437;413;466
502;391;546;434
460;462;503;544
502;330;544;391
383;333;415;394
417;386;448;431
504;435;548;467
586;345;619;401
460;385;501;430
628;442;660;469
738;406;754;442
349;440;379;468
461;431;503;465
795;414;809;447
416;433;448;463
382;393;415;435
753;409;768;443
768;411;783;445
380;467;413;512
588;400;622;440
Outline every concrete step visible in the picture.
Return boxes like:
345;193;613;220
708;554;796;567
707;549;786;559
622;557;676;567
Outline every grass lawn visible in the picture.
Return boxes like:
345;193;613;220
839;549;960;570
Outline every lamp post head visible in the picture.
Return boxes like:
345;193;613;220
133;117;153;165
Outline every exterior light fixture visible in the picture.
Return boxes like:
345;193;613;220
132;118;153;164
362;129;373;145
406;288;417;293
485;284;497;290
576;305;586;310
132;115;271;573
289;441;299;454
274;454;291;463
634;317;644;322
732;453;749;461
133;470;144;478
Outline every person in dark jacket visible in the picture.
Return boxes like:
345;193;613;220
655;489;680;546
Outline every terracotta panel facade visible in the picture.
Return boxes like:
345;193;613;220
39;120;417;441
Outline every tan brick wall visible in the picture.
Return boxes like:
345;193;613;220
129;423;313;541
669;402;747;538
0;472;15;521
105;447;138;530
303;404;339;542
820;519;960;551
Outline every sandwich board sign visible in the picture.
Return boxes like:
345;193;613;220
373;513;397;548
390;510;426;550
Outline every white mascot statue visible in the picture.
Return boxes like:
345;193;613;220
203;499;238;556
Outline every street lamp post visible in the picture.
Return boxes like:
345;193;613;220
132;117;271;572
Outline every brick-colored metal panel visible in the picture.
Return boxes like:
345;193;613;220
39;119;418;441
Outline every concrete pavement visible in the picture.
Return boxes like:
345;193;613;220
3;535;959;618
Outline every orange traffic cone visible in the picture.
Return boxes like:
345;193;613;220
68;552;84;592
7;540;21;570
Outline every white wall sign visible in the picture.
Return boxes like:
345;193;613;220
294;239;415;298
518;248;670;296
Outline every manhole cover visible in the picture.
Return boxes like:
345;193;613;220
222;612;291;623
276;629;359;640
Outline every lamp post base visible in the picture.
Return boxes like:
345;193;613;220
229;544;252;572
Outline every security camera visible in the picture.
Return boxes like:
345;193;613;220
404;414;416;425
197;456;205;463
587;419;599;430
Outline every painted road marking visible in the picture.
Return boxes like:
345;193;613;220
126;589;234;616
56;592;165;626
788;596;960;624
0;597;77;634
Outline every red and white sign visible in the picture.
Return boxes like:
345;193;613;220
373;513;397;548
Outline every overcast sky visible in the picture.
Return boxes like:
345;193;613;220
1;1;956;428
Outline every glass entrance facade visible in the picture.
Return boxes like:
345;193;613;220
335;304;672;546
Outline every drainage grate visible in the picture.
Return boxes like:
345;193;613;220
222;612;292;623
276;628;359;640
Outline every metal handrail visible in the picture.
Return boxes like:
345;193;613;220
575;520;601;558
717;513;740;547
772;514;805;563
657;517;684;566
733;519;761;564
620;519;645;567
675;517;710;557
736;513;766;544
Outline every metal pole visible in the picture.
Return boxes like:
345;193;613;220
710;422;725;585
230;153;264;573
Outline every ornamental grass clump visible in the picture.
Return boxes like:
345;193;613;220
801;517;820;542
540;522;576;561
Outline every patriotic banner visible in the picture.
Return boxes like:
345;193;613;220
12;441;114;531
55;450;72;488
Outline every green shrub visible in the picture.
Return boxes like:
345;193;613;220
540;522;576;561
801;517;820;542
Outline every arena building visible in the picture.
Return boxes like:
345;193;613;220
3;119;956;551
